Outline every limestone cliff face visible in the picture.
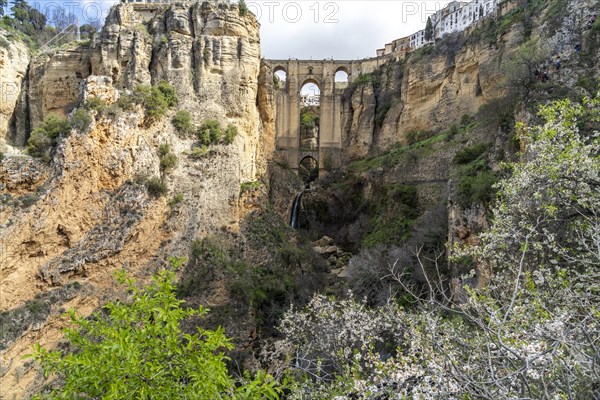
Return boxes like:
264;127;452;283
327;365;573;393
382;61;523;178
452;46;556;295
27;46;93;134
0;29;29;148
0;3;269;397
341;35;504;160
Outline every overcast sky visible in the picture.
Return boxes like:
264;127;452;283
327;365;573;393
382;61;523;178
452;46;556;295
252;0;451;59
20;0;451;59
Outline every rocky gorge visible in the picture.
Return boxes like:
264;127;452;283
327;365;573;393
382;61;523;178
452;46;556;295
0;0;599;397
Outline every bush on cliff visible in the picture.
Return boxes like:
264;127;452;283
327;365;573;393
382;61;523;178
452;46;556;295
134;81;178;125
26;114;71;162
197;119;222;145
159;143;178;173
69;109;92;132
171;110;192;135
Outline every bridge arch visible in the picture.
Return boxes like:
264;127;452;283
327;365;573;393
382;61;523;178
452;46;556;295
333;66;350;85
298;156;319;184
273;66;287;88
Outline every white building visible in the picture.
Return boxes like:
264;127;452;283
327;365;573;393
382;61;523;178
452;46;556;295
301;94;320;107
433;0;498;39
410;29;432;49
378;0;500;56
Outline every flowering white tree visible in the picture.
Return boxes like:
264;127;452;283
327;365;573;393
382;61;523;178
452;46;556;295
277;95;600;399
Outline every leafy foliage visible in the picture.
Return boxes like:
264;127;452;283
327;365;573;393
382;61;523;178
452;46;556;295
146;176;168;197
159;143;178;173
83;97;107;113
195;120;237;146
238;0;249;16
26;114;71;161
69;109;92;132
424;16;433;41
453;143;497;206
224;124;238;145
240;181;261;194
134;81;178;124
362;184;419;248
187;145;209;159
171;110;192;135
29;258;281;399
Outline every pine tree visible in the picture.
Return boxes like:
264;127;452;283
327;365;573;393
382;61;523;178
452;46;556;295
424;16;433;41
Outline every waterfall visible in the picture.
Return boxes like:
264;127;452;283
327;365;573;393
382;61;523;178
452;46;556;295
289;191;303;229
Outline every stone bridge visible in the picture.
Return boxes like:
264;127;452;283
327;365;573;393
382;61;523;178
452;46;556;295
264;58;387;169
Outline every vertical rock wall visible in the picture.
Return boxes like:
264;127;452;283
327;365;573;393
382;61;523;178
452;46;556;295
0;29;30;148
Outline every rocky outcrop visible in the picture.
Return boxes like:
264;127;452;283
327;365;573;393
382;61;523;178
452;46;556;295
27;45;92;131
0;29;29;148
341;35;503;160
447;200;490;291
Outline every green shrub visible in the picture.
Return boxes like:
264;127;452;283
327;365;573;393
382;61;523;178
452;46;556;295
374;101;391;129
146;177;168;197
38;114;71;139
453;143;497;206
405;129;433;145
197;119;222;145
197;127;211;146
134;85;167;123
355;73;375;85
239;0;249;16
83;97;107;113
453;143;490;165
224;124;238;144
156;80;178;108
160;153;178;172
19;193;39;208
240;181;261;194
27;129;53;161
116;93;136;111
28;262;281;399
168;193;184;207
172;110;192;135
188;145;209;159
191;238;226;263
361;184;419;248
460;114;474;127
104;104;121;117
457;169;497;206
159;144;178;172
159;143;171;157
447;123;459;139
70;109;92;132
26;114;71;161
134;81;178;124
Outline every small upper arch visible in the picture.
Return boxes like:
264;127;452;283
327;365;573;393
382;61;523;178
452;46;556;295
334;66;350;83
273;66;287;88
